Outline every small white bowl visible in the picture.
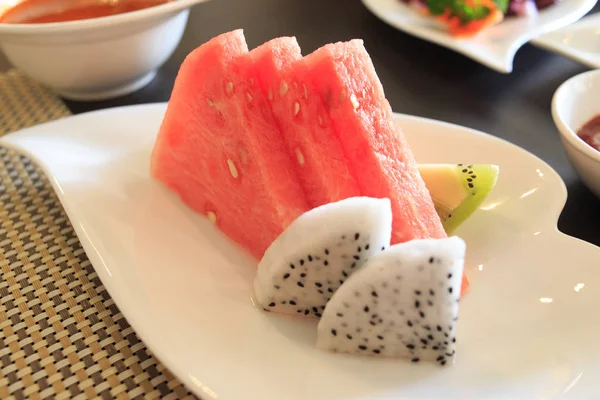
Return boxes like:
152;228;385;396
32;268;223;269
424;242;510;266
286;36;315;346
552;69;600;198
0;0;210;101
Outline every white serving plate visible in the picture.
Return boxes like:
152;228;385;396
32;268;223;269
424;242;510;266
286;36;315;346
532;13;600;69
1;103;600;399
362;0;597;73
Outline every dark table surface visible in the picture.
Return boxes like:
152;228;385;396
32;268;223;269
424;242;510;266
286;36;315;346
1;0;599;247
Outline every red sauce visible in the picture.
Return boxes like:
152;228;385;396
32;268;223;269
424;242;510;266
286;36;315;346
577;115;600;153
0;0;172;24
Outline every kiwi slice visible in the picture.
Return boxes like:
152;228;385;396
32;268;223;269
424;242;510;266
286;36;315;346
418;164;499;233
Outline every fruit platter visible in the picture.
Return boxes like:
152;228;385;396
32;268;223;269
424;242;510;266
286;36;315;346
149;29;506;363
2;29;600;400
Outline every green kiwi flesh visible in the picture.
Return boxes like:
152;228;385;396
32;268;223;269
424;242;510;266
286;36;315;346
418;164;499;233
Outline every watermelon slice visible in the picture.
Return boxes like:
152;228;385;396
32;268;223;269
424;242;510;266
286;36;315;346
251;38;361;206
151;30;309;259
302;40;446;244
152;32;468;293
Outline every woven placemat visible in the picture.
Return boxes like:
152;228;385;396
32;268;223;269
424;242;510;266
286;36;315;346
0;70;197;400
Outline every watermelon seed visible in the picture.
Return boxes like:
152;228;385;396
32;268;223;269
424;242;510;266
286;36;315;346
302;83;308;99
227;159;239;179
239;149;248;164
293;102;300;116
350;93;359;109
280;81;288;97
246;92;253;102
317;115;323;127
207;212;217;224
226;81;233;95
296;149;305;165
268;89;273;101
206;98;215;108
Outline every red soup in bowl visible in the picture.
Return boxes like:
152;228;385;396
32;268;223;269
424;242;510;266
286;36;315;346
0;0;172;24
578;115;600;153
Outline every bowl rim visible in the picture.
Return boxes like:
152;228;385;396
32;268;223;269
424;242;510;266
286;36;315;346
552;69;600;164
0;0;209;34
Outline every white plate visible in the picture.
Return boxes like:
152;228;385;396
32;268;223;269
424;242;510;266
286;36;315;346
532;13;600;69
2;103;600;399
362;0;597;73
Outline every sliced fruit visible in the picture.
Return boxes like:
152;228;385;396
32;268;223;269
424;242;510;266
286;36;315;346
252;38;361;207
150;31;309;259
317;236;466;364
254;197;392;317
303;39;446;244
418;164;499;234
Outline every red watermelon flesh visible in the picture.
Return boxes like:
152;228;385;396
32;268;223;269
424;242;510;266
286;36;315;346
151;30;309;259
251;38;361;207
302;40;447;244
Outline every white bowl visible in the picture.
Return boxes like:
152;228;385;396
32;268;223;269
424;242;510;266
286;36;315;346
0;0;210;101
552;69;600;198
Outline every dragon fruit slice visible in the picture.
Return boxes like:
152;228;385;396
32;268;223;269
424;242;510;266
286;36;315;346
316;236;465;365
253;197;392;318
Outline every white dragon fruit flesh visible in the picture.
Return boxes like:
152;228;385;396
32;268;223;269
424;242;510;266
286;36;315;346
316;236;466;365
253;197;392;318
